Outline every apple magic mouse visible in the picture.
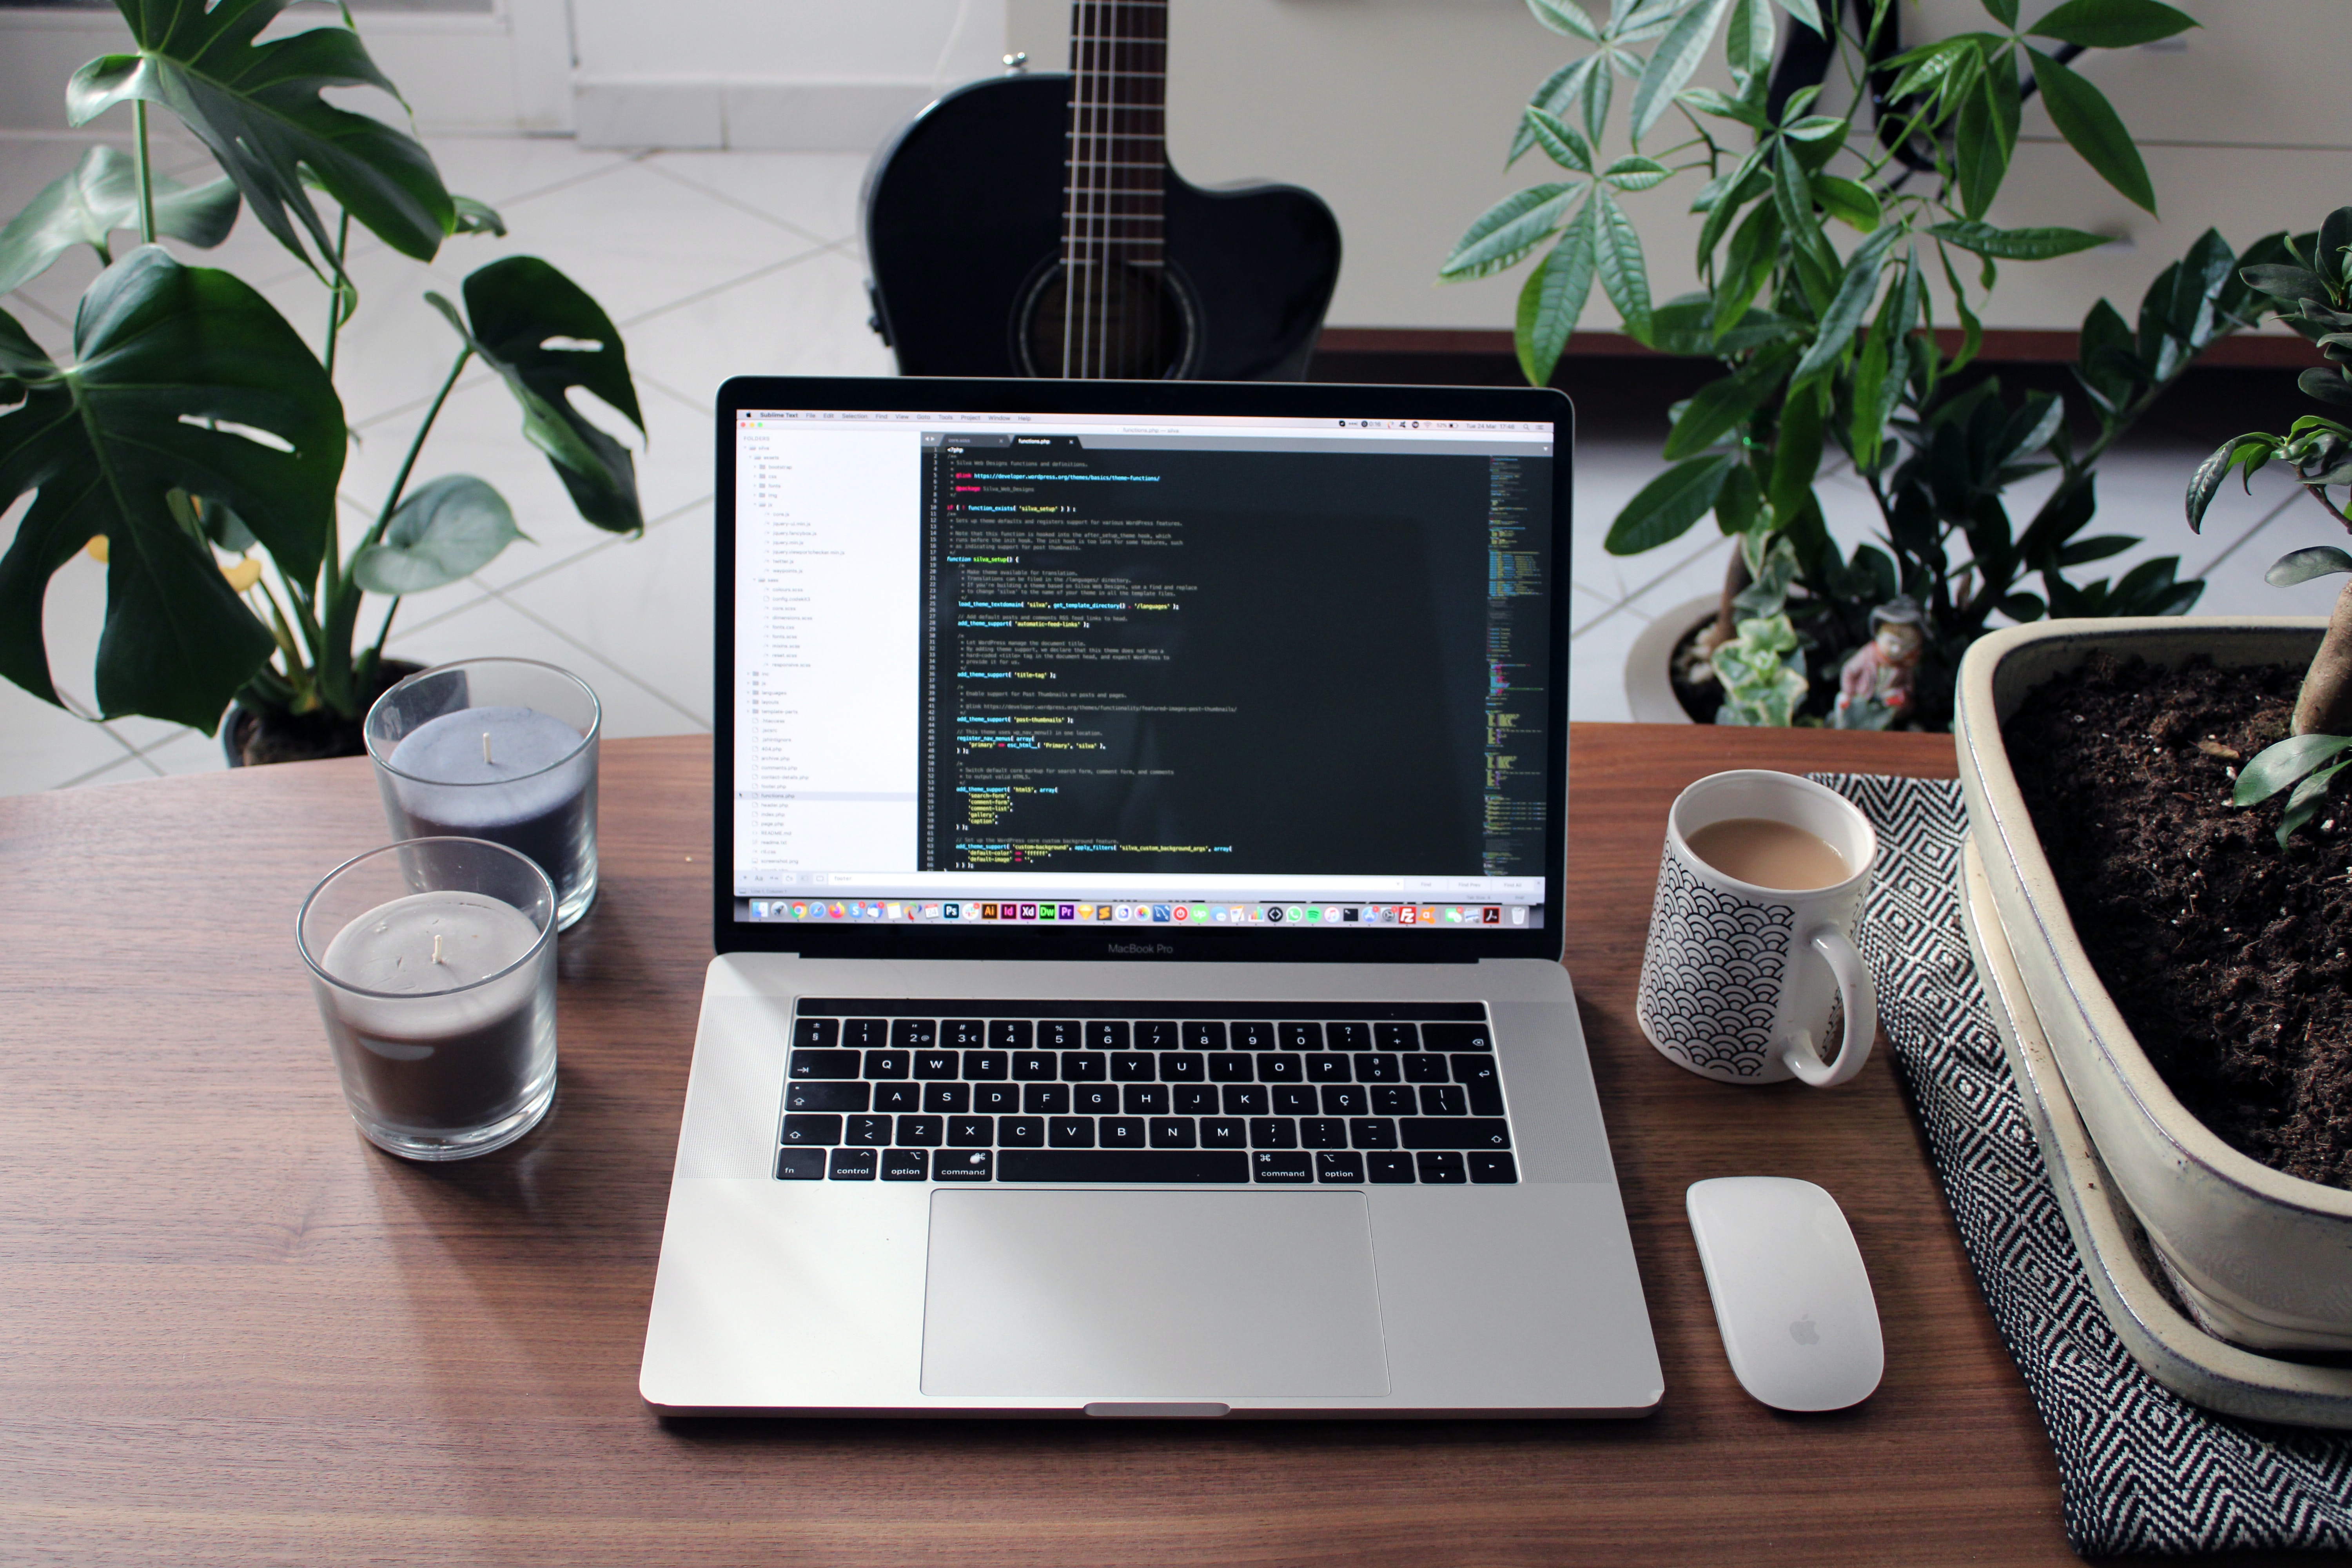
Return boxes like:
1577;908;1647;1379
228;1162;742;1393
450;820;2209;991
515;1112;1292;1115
1686;1176;1883;1412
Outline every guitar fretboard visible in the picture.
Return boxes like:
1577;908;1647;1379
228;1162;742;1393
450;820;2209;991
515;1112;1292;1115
1060;0;1169;376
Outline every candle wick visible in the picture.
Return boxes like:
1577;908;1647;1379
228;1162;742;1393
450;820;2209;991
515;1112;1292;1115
482;731;494;765
432;934;445;965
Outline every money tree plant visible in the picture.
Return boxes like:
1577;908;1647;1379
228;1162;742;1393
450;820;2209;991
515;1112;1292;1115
0;0;645;761
1440;0;2229;728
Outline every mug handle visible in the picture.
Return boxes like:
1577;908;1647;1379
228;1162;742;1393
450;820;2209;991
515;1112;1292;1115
1782;926;1876;1088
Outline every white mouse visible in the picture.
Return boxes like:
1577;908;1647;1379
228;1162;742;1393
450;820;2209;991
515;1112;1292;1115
1686;1177;1883;1412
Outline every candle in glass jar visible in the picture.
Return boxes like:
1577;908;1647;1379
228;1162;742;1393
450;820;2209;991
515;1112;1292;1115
384;705;589;896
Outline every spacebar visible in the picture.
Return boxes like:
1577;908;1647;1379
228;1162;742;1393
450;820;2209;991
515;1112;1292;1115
995;1150;1249;1183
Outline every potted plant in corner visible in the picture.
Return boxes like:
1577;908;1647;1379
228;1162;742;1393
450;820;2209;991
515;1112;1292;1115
0;0;646;766
1953;207;2352;1361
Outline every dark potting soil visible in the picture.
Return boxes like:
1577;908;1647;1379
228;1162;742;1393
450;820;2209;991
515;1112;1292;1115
2005;654;2352;1189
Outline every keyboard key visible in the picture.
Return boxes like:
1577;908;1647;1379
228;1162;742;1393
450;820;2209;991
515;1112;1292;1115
1319;1085;1368;1116
1257;1053;1303;1082
1200;1117;1247;1149
997;1149;1247;1183
922;1083;971;1114
1039;1020;1082;1050
1248;1117;1298;1149
865;1050;910;1079
1049;1117;1094;1148
1159;1052;1205;1082
1136;1021;1179;1050
1422;1022;1494;1052
1122;1083;1169;1115
781;1114;842;1145
1327;1023;1372;1051
891;1019;937;1050
1300;1117;1347;1149
1022;1083;1072;1115
1251;1150;1313;1183
1316;1151;1365;1184
785;1081;869;1112
1369;1085;1416;1116
1354;1053;1400;1083
1367;1151;1416;1184
1173;1084;1216;1114
912;1052;959;1080
843;1018;889;1050
1207;1053;1254;1082
1419;1084;1469;1116
1183;1022;1227;1050
998;1116;1045;1147
1232;1022;1276;1051
948;1116;993;1147
1111;1053;1156;1082
1100;1116;1146;1149
880;1148;929;1181
1374;1023;1418;1051
876;1082;922;1112
1305;1053;1351;1083
1060;1051;1106;1081
1271;1084;1317;1116
1402;1053;1450;1083
973;1082;1019;1114
775;1147;826;1180
1087;1022;1130;1051
1416;1151;1468;1184
1400;1118;1512;1150
1280;1022;1323;1051
828;1147;877;1180
896;1115;942;1147
1149;1117;1196;1149
1011;1052;1057;1081
965;1051;1007;1080
1349;1118;1399;1150
789;1049;858;1080
846;1114;892;1147
1469;1152;1519;1184
1452;1056;1505;1116
944;1019;986;1049
935;1148;994;1182
1221;1084;1270;1116
1073;1083;1118;1114
987;1020;1033;1051
791;1018;839;1050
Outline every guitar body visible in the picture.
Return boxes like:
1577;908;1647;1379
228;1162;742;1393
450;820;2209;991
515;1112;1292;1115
863;73;1341;381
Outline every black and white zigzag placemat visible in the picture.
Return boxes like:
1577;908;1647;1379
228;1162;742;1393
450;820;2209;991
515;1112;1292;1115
1809;773;2352;1557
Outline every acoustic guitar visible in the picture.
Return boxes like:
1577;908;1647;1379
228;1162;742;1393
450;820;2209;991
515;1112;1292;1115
862;0;1342;381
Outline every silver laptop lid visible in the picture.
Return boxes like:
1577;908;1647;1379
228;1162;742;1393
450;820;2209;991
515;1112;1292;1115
713;376;1572;964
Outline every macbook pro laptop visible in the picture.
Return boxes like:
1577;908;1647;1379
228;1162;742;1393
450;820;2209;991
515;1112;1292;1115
639;376;1661;1418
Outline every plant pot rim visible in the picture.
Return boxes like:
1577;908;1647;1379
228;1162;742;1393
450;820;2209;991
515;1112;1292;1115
1956;613;2352;1221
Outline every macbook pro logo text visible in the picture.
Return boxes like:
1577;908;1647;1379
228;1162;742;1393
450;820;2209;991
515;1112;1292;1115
1106;941;1176;956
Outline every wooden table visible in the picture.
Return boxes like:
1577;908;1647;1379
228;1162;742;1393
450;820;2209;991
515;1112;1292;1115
0;727;2318;1566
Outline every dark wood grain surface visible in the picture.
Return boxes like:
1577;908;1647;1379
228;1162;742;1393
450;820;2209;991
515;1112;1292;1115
0;728;2323;1566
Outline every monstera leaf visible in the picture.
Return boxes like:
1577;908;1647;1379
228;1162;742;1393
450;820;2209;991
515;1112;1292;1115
352;474;524;594
0;247;343;731
428;257;646;535
0;145;238;295
67;0;453;274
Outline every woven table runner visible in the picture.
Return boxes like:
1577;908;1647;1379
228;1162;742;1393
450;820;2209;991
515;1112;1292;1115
1808;773;2352;1556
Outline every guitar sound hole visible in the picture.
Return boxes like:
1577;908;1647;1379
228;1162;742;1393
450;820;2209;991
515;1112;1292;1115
1018;261;1194;380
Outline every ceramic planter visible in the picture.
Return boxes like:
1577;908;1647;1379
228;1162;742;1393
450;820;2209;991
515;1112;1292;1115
1954;615;2352;1354
1621;595;1714;724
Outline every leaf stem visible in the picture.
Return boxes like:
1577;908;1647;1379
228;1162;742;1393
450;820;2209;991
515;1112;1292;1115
371;343;472;550
322;209;351;380
131;101;156;245
2309;483;2352;531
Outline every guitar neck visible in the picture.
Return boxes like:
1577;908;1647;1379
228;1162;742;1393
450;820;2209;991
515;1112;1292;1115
1064;0;1167;269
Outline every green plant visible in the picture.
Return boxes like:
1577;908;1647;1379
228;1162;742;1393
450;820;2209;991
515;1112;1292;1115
1441;0;2233;728
2187;207;2352;842
0;0;644;746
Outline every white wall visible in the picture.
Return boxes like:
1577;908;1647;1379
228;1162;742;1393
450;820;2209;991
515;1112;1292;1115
1009;0;2347;333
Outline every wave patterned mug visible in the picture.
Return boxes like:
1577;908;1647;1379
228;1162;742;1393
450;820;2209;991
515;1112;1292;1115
1636;771;1878;1087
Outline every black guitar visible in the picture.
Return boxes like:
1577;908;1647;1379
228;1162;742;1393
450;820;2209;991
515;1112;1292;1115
862;0;1341;381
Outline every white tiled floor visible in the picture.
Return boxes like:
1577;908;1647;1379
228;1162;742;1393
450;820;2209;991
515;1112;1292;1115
0;127;2331;793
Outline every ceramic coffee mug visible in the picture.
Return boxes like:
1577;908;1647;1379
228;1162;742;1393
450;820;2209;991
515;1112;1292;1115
1635;770;1878;1087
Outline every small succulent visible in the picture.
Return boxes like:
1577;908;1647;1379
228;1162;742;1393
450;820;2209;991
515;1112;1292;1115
2187;206;2352;842
1710;534;1809;727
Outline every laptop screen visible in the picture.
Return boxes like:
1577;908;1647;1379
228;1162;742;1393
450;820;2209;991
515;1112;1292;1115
715;379;1570;960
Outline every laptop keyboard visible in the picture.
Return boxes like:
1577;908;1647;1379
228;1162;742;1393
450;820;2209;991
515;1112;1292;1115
775;1001;1515;1186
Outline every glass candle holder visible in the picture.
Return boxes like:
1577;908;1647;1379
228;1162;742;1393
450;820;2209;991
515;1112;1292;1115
365;658;601;930
298;838;559;1161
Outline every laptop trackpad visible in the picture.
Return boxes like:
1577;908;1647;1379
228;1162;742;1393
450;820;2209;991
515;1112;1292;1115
920;1189;1390;1397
